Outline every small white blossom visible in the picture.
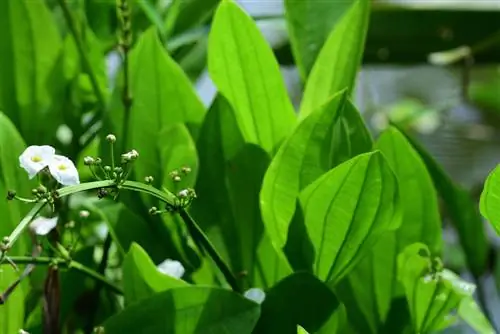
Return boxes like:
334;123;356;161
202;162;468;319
19;330;30;334
243;288;266;304
30;216;58;236
48;155;80;186
19;145;55;179
177;189;189;198
157;259;185;279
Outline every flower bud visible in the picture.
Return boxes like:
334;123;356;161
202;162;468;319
173;175;181;182
83;156;95;166
94;157;102;165
104;166;112;172
149;206;158;215
114;167;123;174
177;189;189;198
181;166;191;175
106;134;116;143
144;176;154;184
37;185;47;194
6;190;16;200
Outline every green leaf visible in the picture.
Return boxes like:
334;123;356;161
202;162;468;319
123;243;188;305
480;164;500;235
398;243;476;333
0;113;33;334
300;151;400;285
458;297;496;334
170;0;220;36
260;91;372;251
285;0;355;79
104;286;260;333
208;0;296;154
335;126;444;332
299;0;370;117
0;0;64;144
397;127;488;277
191;96;291;290
127;27;204;186
254;272;339;333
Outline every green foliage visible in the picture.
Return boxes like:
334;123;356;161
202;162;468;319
0;0;495;333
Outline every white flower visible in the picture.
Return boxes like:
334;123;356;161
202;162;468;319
48;155;80;186
19;145;55;179
157;259;185;279
30;216;58;236
243;288;266;304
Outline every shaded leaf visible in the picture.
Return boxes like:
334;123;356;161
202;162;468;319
123;243;188;305
398;127;488;277
285;0;355;78
300;151;400;284
208;0;296;154
458;296;496;334
191;96;291;290
0;0;64;145
254;272;339;333
171;0;220;36
104;286;260;333
260;91;372;251
480;164;500;235
299;0;370;116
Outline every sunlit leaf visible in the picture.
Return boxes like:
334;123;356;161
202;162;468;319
260;90;372;251
123;243;188;305
300;151;400;285
285;0;355;78
208;0;296;154
299;0;370;117
480;164;500;235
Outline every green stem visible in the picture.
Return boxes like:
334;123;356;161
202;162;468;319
4;256;122;295
179;209;241;293
3;201;47;252
57;0;106;136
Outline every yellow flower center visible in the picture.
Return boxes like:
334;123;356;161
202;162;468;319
31;155;42;163
57;164;67;171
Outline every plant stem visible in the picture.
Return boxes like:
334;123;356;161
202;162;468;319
4;256;122;295
3;201;47;253
179;209;241;293
57;0;106;137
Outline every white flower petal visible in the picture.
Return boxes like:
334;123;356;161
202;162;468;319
157;259;185;279
30;216;58;236
19;145;55;179
243;288;266;304
48;155;80;186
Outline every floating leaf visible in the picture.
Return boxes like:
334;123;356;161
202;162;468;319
208;0;296;153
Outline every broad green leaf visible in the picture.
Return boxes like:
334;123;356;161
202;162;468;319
0;0;64;144
285;0;355;78
299;0;370;117
208;0;296;154
191;96;291;290
458;297;496;334
300;151;400;285
297;325;309;334
254;272;339;333
0;113;34;333
398;127;488;277
123;243;188;305
335;126;444;332
126;28;204;189
316;304;354;334
480;164;500;235
104;286;260;333
260;90;372;251
398;243;476;333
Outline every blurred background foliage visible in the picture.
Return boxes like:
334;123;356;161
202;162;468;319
1;0;500;332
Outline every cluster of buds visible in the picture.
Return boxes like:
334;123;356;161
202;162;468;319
169;166;192;183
